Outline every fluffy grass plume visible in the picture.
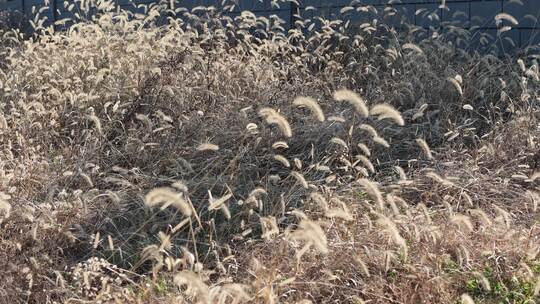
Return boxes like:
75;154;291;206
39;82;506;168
385;194;401;215
310;192;328;211
290;171;309;189
469;209;492;227
246;123;258;134
248;187;267;198
196;143;220;151
373;136;390;148
325;198;353;221
293;96;325;122
327;115;346;123
493;204;511;228
357;143;371;156
333;89;369;117
107;235;114;251
357;178;384;209
425;171;454;187
394;166;407;181
289;219;329;257
461;294;475;304
0;193;11;224
402;43;424;54
451;214;474;233
272;141;289;150
330;137;348;149
86;114;102;134
370;103;405;126
173;271;210;303
473;271;491;291
448;77;463;96
208;192;233;211
92;231;100;249
412;103;428;120
359;124;378;137
135;113;152;130
354;256;371;278
0;113;8;130
377;215;408;259
145;187;192;216
495;12;519;26
356;155;375;174
274;154;291;168
416;138;434;159
259;107;292;137
260;216;279;240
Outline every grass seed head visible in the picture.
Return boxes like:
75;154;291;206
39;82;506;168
259;107;292;137
291;171;309;189
145;187;192;216
293;96;325;122
461;294;475;304
274;154;291;168
333;89;369;117
370;103;405;126
357;178;384;209
197;143;220;152
416;138;434;159
357;143;371;157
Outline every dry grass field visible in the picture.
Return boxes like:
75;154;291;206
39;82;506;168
0;1;540;303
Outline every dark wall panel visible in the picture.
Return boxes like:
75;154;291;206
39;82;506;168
0;0;539;48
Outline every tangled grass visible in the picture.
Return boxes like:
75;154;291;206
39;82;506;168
0;0;539;303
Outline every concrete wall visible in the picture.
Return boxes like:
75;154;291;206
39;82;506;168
1;0;539;48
